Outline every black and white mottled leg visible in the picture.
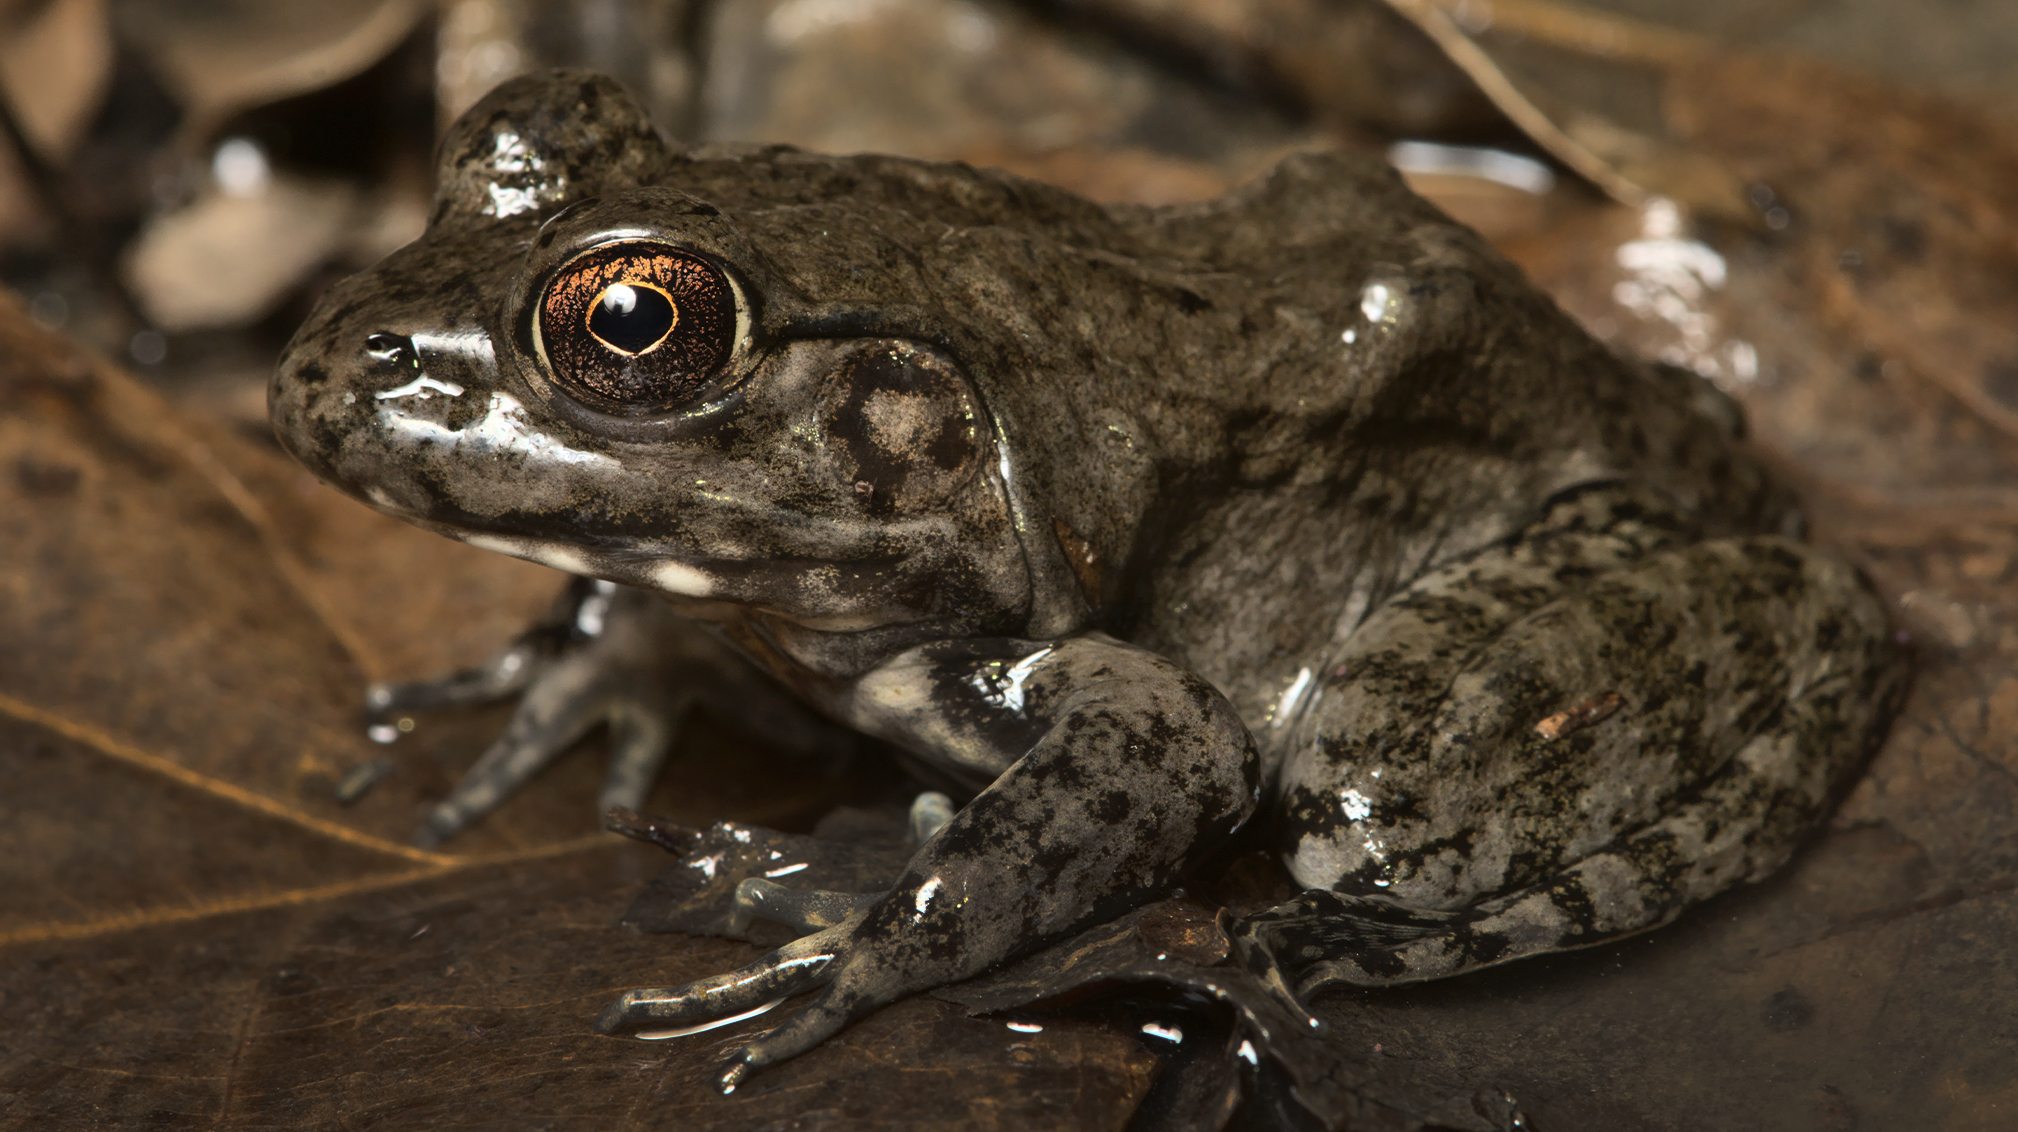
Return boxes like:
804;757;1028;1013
596;635;1263;1092
1258;488;1908;988
1250;663;1904;992
375;577;852;848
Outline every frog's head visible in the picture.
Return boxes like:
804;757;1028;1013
270;71;1034;635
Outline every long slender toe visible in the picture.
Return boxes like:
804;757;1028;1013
716;1054;754;1094
596;936;842;1036
597;703;678;815
729;991;858;1078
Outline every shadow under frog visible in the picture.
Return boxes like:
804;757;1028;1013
269;71;1908;1093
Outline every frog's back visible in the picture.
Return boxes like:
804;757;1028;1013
645;144;1791;674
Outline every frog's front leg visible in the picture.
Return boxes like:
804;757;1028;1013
594;635;1262;1090
374;578;850;847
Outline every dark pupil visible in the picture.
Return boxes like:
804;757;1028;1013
588;284;674;354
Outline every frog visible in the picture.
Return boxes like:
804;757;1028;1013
269;70;1907;1092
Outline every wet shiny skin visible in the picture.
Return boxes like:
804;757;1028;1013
270;71;1906;1087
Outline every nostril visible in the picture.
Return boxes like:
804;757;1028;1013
364;332;417;369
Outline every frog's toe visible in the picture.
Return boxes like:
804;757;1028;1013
416;739;555;849
365;639;541;720
906;790;955;846
727;877;880;937
369;578;610;724
414;696;596;848
716;989;863;1093
594;704;675;817
595;932;841;1036
412;659;680;849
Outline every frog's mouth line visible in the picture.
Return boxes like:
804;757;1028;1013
406;511;937;631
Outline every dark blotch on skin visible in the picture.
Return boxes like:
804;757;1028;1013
1093;790;1133;824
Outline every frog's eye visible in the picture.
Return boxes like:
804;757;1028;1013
536;242;738;410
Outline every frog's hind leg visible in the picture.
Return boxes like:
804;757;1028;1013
1254;522;1908;994
1248;661;1897;993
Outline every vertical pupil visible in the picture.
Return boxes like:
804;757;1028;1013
587;281;676;354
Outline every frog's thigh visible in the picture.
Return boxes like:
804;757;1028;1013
1280;537;1901;935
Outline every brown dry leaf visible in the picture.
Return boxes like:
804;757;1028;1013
123;175;361;331
1369;0;2018;504
1381;0;1754;217
1492;0;2018;128
0;0;113;158
110;0;428;140
0;0;113;243
699;0;1324;201
1032;0;1505;140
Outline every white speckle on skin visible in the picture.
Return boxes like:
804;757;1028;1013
572;581;614;635
1289;831;1353;890
1339;788;1373;822
649;560;715;598
461;532;528;558
518;543;595;576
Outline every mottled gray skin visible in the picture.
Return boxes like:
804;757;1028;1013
270;72;1907;1088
